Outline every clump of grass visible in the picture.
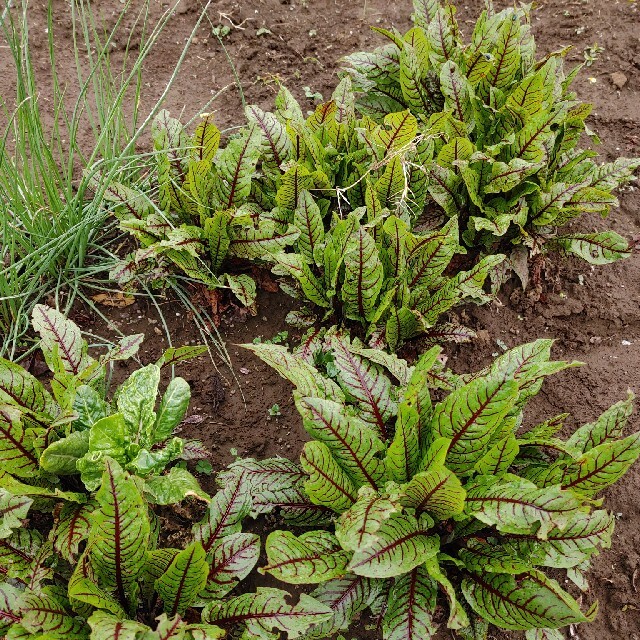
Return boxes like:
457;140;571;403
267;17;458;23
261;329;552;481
0;0;213;359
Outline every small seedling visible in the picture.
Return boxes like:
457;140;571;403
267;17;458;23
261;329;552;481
268;404;282;417
196;460;214;475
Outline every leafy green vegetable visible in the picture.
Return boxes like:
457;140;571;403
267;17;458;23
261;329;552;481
249;331;639;638
341;0;638;281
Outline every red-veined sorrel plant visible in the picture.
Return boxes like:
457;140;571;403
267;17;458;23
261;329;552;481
238;328;639;639
0;458;285;639
341;0;639;286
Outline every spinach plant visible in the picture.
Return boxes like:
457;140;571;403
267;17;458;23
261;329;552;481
0;457;277;639
342;0;639;279
0;305;208;504
244;330;639;639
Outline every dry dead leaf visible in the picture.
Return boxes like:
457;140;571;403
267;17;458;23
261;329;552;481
91;292;135;308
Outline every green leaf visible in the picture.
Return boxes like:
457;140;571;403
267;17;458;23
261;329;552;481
305;574;383;639
0;529;42;582
385;402;421;484
462;570;590;630
459;539;533;575
400;464;466;520
342;227;385;322
156;541;209;616
116;363;161;448
465;476;584;538
72;386;109;431
484;14;521;88
200;532;260;599
551;231;631;265
328;331;396;438
0;489;32;539
301;441;358;513
144;467;209;505
229;219;299;259
273;253;331;309
19;588;88;638
50;502;95;563
226;273;258;310
154;377;191;444
566;392;634;453
506;509;615;569
0;582;21;634
335;487;399;552
348;512;439;578
294;190;325;264
202;587;333;639
88;458;150;605
191;114;221;162
211;126;262;211
0;406;40;478
243;343;344;401
204;212;231;274
246;105;293;169
431;373;519;474
473;433;519;476
193;474;252;552
32;304;92;376
262;530;351;584
297;396;387;490
383;565;438;640
0;357;58;420
156;345;208;369
40;430;90;475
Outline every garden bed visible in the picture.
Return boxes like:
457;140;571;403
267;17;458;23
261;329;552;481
3;0;640;638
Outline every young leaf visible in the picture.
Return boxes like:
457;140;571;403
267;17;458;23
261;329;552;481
154;377;191;444
400;464;466;520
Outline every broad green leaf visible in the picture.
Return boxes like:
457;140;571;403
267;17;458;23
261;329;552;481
246;105;293;169
383;565;437;640
202;587;333;639
32;304;93;376
72;386;109;431
462;569;590;630
558;432;640;496
229;220;299;259
348;512;439;578
200;532;260;599
262;530;350;584
19;588;88;638
400;464;466;520
116;363;160;448
0;406;40;478
204;212;231;274
211;126;262;211
335;487;399;552
154;377;191;444
484;15;521;88
156;542;209;616
440;61;474;124
191;114;221;162
226;273;258;310
298;397;386;490
40;430;90;475
144;467;209;505
273;253;330;309
294;190;324;264
431;374;519;474
473;433;519;476
0;358;58;420
88;458;150;602
465;476;584;538
386;403;421;483
459;539;533;575
0;529;42;582
0;582;20;633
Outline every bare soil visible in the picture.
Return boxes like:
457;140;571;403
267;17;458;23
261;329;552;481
4;0;640;638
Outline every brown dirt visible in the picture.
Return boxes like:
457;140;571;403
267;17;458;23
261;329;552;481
5;0;640;638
